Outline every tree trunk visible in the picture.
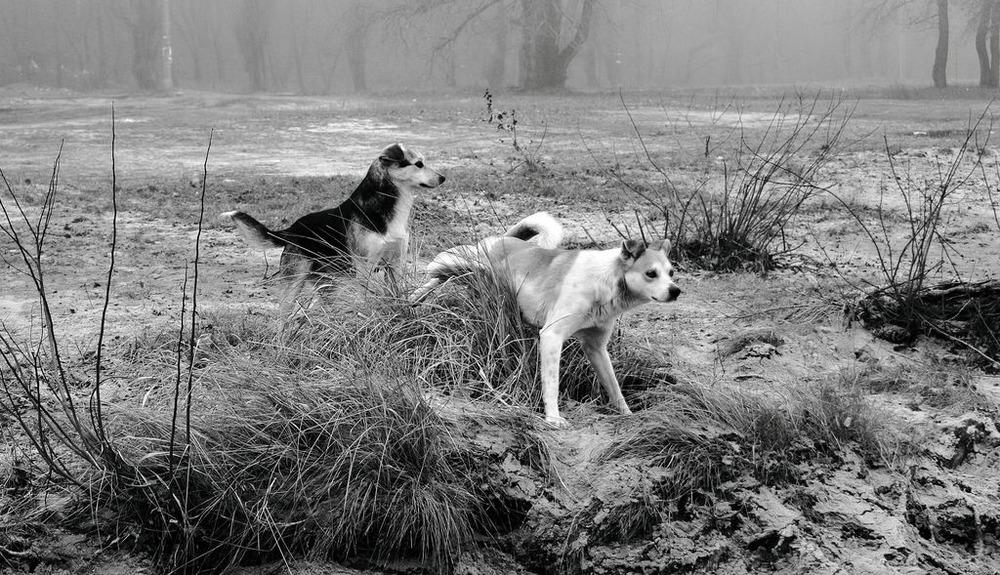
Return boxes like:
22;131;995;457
344;2;369;92
236;0;270;92
485;4;508;88
990;0;1000;87
518;0;595;91
722;0;744;84
96;6;108;88
932;0;948;88
159;0;172;91
289;3;307;94
977;0;992;87
174;4;204;85
131;0;161;90
54;20;63;89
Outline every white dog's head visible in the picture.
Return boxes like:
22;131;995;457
621;239;681;303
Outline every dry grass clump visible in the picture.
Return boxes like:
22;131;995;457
603;373;906;505
96;367;486;571
71;269;568;572
288;266;674;413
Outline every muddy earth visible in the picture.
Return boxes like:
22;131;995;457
1;85;1000;574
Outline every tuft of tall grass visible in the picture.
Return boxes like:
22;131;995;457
294;264;673;414
95;368;488;571
602;373;907;506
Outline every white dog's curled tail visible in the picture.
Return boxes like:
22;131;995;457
504;211;563;249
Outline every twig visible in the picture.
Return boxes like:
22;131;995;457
92;104;119;446
186;129;213;443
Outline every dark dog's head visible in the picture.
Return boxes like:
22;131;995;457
375;143;446;190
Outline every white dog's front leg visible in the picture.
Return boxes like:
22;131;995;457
539;331;568;428
582;335;632;415
408;277;441;303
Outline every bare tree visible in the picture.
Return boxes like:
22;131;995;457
862;0;952;88
235;0;271;92
991;0;1000;86
975;0;993;86
125;0;172;91
388;0;596;91
933;0;948;87
160;0;172;91
344;2;373;92
485;2;509;87
719;0;744;85
518;0;595;90
972;0;1000;87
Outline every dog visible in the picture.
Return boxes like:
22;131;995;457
222;143;445;312
412;212;681;427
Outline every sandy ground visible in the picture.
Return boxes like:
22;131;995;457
2;85;1000;573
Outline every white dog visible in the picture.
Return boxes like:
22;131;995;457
412;212;681;427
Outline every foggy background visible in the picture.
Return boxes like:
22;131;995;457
0;0;990;94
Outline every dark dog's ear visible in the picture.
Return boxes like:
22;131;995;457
379;143;406;166
620;239;645;261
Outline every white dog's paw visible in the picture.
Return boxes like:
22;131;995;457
545;414;569;429
619;405;633;416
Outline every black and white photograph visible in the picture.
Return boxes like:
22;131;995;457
1;1;999;573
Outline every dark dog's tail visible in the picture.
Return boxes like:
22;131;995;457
504;211;563;249
221;211;286;249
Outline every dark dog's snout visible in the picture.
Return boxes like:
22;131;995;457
421;173;445;188
668;285;681;301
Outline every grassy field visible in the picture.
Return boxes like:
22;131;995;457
1;84;999;574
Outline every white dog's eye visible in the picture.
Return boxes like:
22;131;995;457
645;269;658;279
668;269;675;278
414;161;424;168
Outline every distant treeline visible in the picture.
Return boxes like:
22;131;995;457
0;0;988;94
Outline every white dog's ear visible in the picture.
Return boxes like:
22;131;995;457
650;239;671;255
620;239;645;260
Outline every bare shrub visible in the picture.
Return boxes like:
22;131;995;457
832;110;1000;367
611;92;855;272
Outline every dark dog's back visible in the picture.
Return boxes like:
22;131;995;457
273;207;354;274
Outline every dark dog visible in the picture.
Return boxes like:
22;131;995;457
222;143;445;312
